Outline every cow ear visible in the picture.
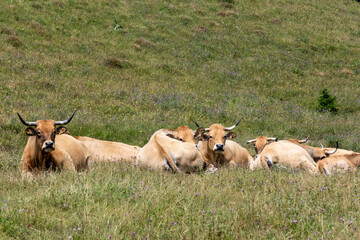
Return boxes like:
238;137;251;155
225;132;236;139
194;127;205;139
55;126;67;135
25;127;36;136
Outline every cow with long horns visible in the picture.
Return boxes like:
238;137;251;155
194;120;254;168
247;136;338;162
250;140;319;174
18;110;89;178
317;152;360;175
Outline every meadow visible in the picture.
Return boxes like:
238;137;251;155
1;0;360;239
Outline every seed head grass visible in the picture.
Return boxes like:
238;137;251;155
1;0;360;238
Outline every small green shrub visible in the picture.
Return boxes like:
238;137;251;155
317;88;339;113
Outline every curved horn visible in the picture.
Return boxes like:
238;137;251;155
54;109;77;125
298;136;309;144
247;139;256;144
320;143;324;150
224;119;241;131
325;142;338;155
193;120;200;128
267;137;278;142
17;113;37;126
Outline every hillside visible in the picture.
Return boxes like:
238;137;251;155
1;0;360;239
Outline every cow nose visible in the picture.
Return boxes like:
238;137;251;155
45;142;54;148
215;143;224;151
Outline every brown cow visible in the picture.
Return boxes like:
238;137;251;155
251;140;319;174
136;128;205;173
247;136;338;162
74;136;141;164
194;120;254;168
317;152;360;175
18;110;89;178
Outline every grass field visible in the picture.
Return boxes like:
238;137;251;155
1;0;360;239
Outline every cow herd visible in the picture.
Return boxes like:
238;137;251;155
17;110;359;179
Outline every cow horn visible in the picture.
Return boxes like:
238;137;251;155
193;120;200;128
325;142;338;155
17;113;37;126
54;109;77;125
224;119;241;131
320;143;324;150
298;136;309;143
267;137;278;142
247;139;256;144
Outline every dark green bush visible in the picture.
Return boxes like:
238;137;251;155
317;88;339;113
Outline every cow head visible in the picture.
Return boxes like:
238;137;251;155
319;142;338;160
166;126;196;144
247;136;278;154
194;120;240;152
18;110;77;153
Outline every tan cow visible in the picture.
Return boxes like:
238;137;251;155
18;110;89;178
250;139;319;174
73;136;141;164
194;120;254;168
317;151;360;175
247;136;338;162
136;127;205;173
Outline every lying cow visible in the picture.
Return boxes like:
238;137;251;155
74;136;141;164
317;150;360;175
247;136;337;162
248;137;319;174
18;110;89;178
194;120;254;168
136;127;205;173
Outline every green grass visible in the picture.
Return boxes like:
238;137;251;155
1;0;360;238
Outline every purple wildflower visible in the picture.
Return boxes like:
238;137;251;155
293;220;298;223
173;222;177;225
202;211;205;214
322;209;326;212
132;232;135;236
195;193;198;196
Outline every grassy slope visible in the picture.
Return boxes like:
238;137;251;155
1;0;360;239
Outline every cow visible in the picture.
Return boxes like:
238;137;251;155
162;125;196;144
247;136;338;162
317;144;360;175
193;120;254;168
136;127;205;173
73;136;141;164
251;140;319;174
18;110;89;178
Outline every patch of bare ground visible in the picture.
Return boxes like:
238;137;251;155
135;38;154;48
217;11;239;17
6;36;22;48
104;58;132;69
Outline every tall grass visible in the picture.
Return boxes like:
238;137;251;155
1;0;360;238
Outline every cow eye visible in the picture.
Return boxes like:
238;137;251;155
223;135;227;139
179;138;184;142
209;136;213;139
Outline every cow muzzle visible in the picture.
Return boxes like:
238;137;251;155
42;141;55;152
213;143;225;152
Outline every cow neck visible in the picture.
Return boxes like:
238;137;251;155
33;140;52;170
202;140;225;167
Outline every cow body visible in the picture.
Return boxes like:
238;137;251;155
317;153;360;175
195;122;253;168
252;141;319;174
74;136;141;163
197;140;253;168
18;110;89;178
136;129;204;173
